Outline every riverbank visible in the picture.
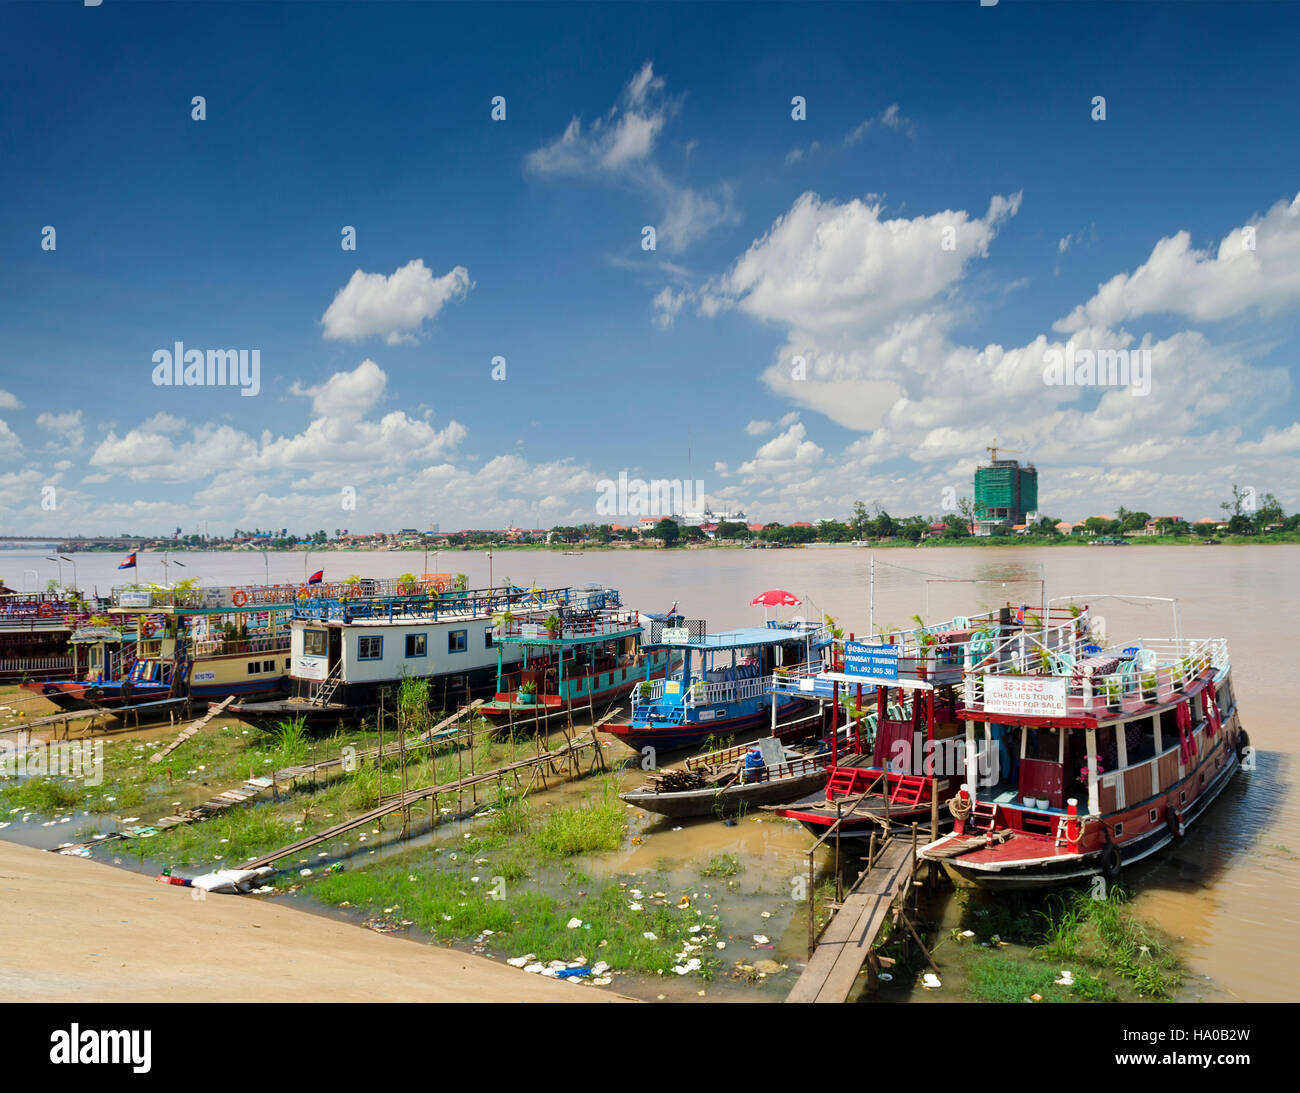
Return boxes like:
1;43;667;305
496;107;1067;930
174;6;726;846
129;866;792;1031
0;839;630;1002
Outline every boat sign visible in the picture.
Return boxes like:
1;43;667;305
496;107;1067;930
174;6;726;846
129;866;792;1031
843;641;899;681
983;675;1069;718
661;626;691;644
119;591;153;608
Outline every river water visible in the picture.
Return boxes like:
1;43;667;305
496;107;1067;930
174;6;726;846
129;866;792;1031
5;543;1297;1001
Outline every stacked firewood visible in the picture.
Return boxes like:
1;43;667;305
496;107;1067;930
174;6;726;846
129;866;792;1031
643;768;710;792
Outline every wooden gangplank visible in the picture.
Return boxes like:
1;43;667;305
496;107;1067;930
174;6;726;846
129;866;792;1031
57;702;490;855
2;696;190;737
150;695;236;763
786;838;916;1004
239;730;601;870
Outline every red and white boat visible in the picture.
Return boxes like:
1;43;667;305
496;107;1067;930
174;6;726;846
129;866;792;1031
917;596;1247;890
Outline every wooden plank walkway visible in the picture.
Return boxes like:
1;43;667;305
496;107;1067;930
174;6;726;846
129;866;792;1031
786;838;916;1004
239;728;604;870
2;696;190;737
150;696;236;763
59;702;489;855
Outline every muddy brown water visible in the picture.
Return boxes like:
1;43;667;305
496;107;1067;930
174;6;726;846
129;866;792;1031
4;545;1297;1000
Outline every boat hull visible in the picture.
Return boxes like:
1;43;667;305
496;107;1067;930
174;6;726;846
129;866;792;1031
605;694;811;753
622;767;830;819
923;720;1245;891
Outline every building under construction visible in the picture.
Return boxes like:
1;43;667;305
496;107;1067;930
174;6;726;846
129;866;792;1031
974;444;1038;535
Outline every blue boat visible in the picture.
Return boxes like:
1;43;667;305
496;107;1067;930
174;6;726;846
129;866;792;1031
605;618;832;753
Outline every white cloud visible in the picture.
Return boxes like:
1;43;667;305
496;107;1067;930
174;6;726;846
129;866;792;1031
706;191;1021;334
0;390;21;410
525;62;737;252
736;422;824;478
1056;192;1300;332
36;409;84;451
290;359;386;420
321;259;471;344
0;420;21;460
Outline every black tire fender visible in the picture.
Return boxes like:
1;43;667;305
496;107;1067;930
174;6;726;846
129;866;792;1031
1100;842;1122;881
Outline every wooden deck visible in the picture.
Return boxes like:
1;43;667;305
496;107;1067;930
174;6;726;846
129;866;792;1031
780;836;915;1008
786;837;917;1003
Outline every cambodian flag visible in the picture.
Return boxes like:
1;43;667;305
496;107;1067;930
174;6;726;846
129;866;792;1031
307;569;324;584
118;552;137;570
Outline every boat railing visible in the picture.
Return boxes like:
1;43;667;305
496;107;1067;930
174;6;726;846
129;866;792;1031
630;678;667;715
963;635;1228;717
687;674;769;707
501;613;640;643
294;585;600;624
193;635;292;657
0;654;73;672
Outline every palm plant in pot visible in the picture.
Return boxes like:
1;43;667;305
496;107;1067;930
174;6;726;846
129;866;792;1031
518;680;537;705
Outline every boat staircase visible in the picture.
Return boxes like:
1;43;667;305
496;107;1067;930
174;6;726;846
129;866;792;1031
634;699;687;725
969;799;999;832
166;636;192;700
310;661;343;707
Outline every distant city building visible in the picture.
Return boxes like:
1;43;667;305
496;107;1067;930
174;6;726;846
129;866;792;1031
675;506;747;527
974;457;1038;536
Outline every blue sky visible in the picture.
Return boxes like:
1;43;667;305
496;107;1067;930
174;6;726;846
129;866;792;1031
2;0;1298;534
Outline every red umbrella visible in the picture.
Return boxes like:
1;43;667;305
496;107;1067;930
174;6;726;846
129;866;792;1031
750;589;801;607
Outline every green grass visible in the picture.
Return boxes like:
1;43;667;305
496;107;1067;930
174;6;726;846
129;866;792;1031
700;852;742;878
526;781;626;859
310;850;716;978
956;885;1183;1002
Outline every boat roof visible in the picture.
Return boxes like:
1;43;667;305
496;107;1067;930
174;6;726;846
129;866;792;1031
643;625;815;652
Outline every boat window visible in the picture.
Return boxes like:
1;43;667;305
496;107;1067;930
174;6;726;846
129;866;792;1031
1022;726;1061;762
1216;679;1233;711
358;636;382;660
1158;707;1179;749
405;633;427;658
1127;716;1157;763
448;629;467;654
484;627;494;648
304;629;328;656
247;661;262;675
1113;823;1124;837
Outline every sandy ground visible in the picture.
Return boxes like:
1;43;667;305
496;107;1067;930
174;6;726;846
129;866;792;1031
0;841;631;1002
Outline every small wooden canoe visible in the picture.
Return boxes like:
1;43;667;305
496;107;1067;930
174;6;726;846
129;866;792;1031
620;737;831;819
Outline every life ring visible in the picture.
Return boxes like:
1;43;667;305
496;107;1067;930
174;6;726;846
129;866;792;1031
38;603;55;617
231;589;249;607
348;585;364;599
1100;842;1122;881
432;578;449;593
141;620;158;638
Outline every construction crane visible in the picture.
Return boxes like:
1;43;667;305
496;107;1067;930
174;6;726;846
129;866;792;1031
986;438;1020;463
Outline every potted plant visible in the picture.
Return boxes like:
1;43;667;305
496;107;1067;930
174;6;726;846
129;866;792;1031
454;573;468;592
543;614;562;638
1140;670;1159;700
637;680;654;699
518;680;537;705
491;609;513;638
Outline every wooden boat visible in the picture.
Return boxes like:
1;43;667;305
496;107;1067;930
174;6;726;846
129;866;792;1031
775;607;1078;841
235;584;593;720
917;596;1246;890
621;736;832;818
604;602;832;753
476;592;673;725
1;591;102;683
